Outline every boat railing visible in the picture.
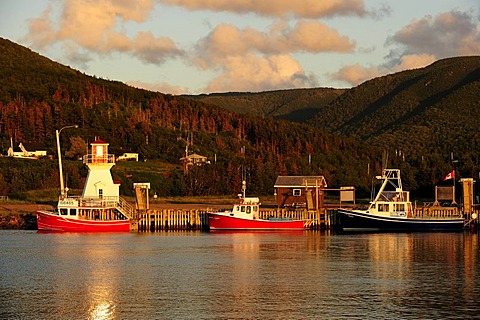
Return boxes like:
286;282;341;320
116;196;134;219
75;196;134;219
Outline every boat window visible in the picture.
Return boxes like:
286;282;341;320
60;208;68;215
395;203;405;212
253;206;258;212
293;189;301;196
246;206;251;214
69;209;77;216
241;206;245;212
378;203;389;212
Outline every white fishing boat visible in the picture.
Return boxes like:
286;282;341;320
338;169;465;232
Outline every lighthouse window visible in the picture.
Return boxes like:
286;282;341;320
96;145;103;156
293;189;301;196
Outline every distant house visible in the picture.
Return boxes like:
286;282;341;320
8;142;47;158
180;153;210;168
117;153;139;161
180;153;210;165
274;176;327;209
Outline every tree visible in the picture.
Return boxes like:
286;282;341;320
65;136;87;160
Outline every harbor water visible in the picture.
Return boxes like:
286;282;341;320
1;230;478;319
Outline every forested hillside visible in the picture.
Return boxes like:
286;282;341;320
185;88;345;122
0;38;381;198
309;56;480;190
2;37;478;200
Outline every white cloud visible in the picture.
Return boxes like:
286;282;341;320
390;10;480;58
204;53;317;92
332;10;480;86
392;54;437;72
24;0;182;65
159;0;367;18
331;64;382;86
127;80;187;94
193;21;354;91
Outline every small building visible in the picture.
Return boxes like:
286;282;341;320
274;176;327;210
180;153;210;173
117;153;139;161
8;142;47;158
180;153;210;166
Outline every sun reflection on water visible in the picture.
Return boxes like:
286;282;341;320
88;293;115;320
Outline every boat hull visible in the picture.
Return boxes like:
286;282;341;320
36;210;130;232
208;213;305;230
338;209;465;232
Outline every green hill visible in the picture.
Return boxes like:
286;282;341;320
309;57;480;176
0;38;380;199
185;88;345;123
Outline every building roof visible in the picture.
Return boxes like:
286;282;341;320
20;142;46;151
10;142;46;152
91;137;109;145
274;176;327;188
180;153;207;161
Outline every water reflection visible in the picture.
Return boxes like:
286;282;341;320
46;233;123;319
0;231;479;319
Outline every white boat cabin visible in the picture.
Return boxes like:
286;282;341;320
366;169;414;218
223;197;261;220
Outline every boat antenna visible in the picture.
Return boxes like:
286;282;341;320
382;150;389;172
370;177;376;201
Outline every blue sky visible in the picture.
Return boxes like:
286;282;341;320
1;0;479;94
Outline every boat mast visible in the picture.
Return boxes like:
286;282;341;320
372;169;403;203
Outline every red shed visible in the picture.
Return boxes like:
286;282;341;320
274;176;327;209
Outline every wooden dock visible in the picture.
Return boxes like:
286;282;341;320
132;205;477;232
134;208;332;232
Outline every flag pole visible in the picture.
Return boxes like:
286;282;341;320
452;169;457;205
451;152;457;205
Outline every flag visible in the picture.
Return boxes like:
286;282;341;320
443;170;455;181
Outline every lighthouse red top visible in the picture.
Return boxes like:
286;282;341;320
88;137;113;164
91;137;109;145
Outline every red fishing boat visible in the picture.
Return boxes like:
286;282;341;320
208;196;306;231
36;134;133;232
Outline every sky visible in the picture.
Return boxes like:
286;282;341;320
0;0;479;95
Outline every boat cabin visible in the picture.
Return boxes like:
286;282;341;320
230;197;260;219
368;170;413;218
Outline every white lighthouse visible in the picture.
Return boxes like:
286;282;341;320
81;137;120;199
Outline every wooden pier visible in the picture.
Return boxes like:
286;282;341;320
132;205;478;232
134;208;332;232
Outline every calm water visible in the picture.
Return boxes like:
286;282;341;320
0;230;479;319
